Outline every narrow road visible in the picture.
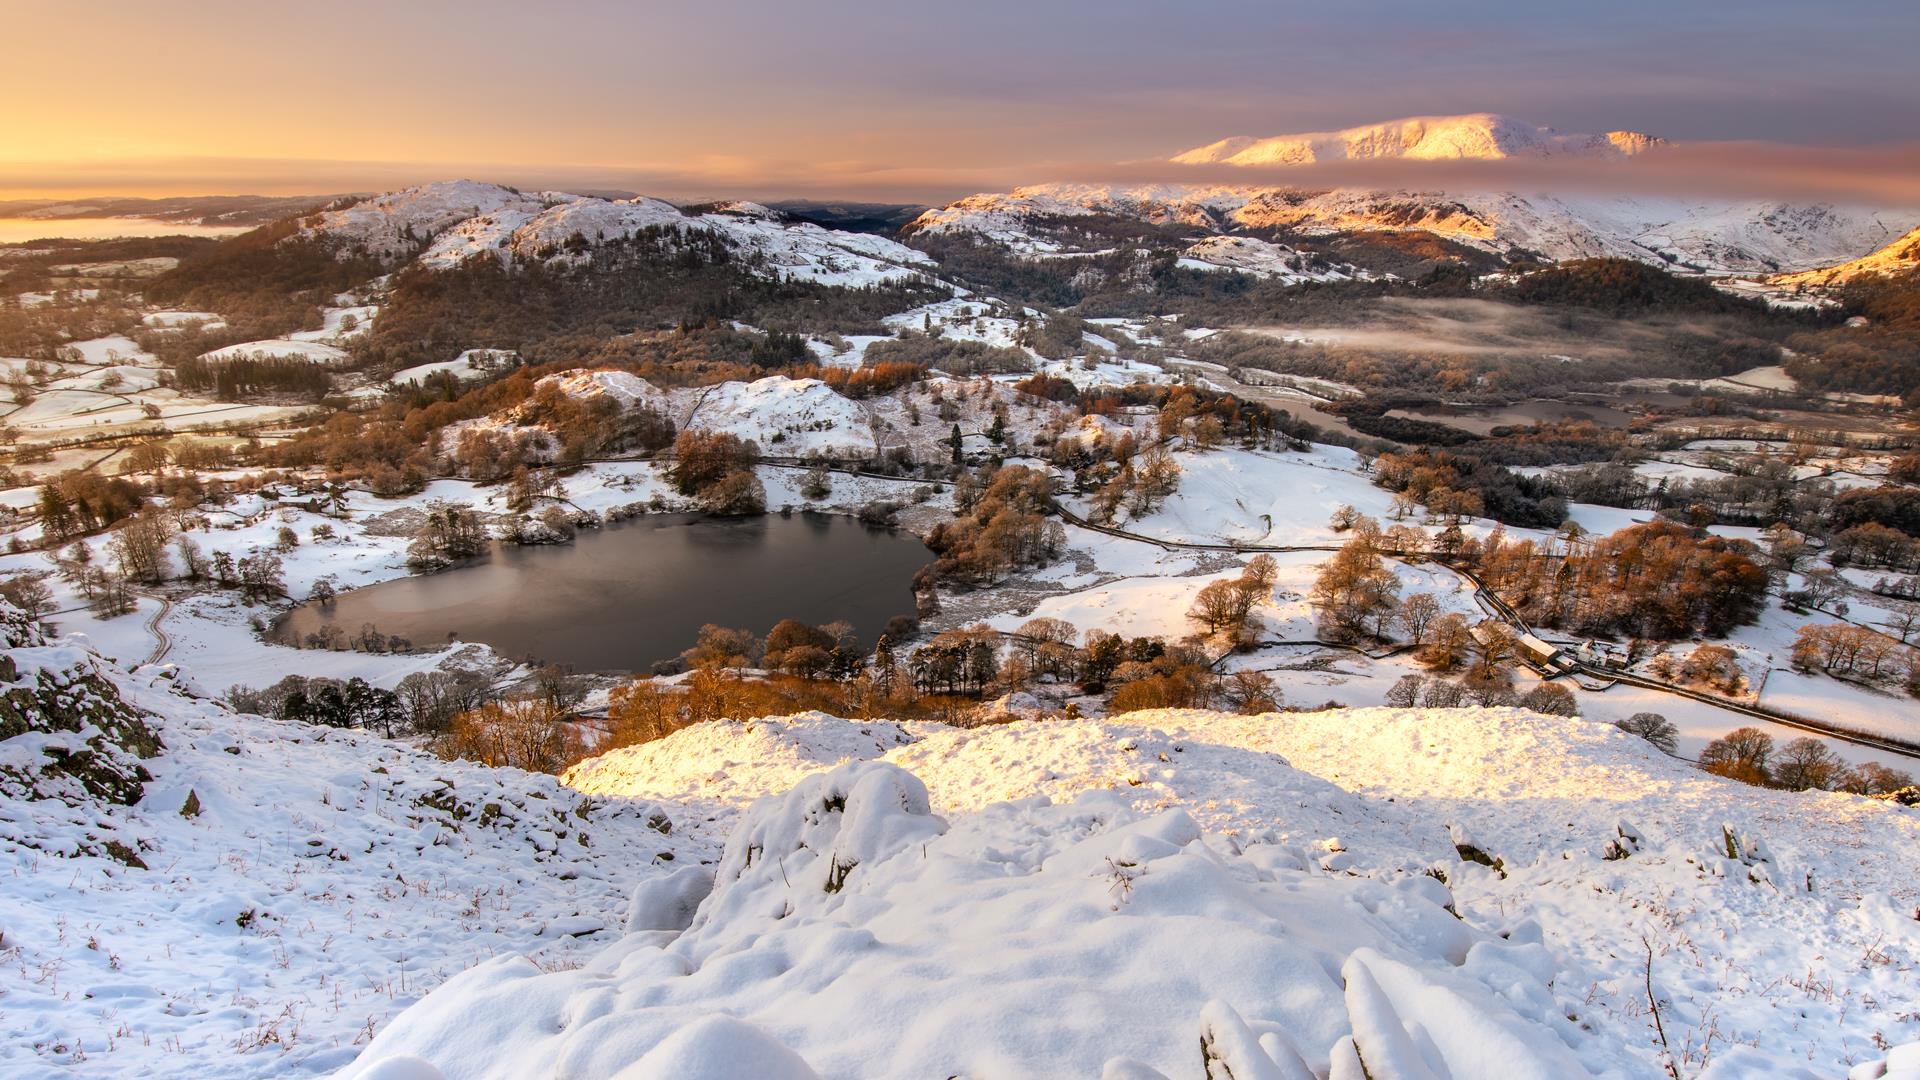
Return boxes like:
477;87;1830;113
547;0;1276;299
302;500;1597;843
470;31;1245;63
143;595;173;665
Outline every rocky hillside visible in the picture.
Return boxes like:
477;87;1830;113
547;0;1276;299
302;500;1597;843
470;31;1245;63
0;605;680;1078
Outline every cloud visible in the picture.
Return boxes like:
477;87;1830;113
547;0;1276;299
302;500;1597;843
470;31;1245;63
5;140;1919;208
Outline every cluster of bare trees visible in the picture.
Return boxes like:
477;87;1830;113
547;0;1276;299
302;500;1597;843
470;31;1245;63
1370;448;1566;529
284;618;414;655
230;667;501;740
438;698;586;774
34;510;286;618
1474;520;1769;640
406;501;489;569
1384;672;1579;715
668;429;764;515
921;465;1066;588
1310;540;1402;643
1647;644;1747;696
1697;726;1913;795
1187;555;1279;646
1790;623;1920;695
1086;446;1181;523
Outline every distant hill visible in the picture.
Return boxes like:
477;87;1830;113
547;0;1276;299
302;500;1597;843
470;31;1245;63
0;193;341;228
1774;224;1920;288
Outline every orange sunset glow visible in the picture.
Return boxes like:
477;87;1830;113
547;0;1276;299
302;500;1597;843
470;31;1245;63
4;4;1920;1079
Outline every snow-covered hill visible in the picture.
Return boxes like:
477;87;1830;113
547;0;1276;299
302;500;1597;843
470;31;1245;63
350;708;1920;1079
299;181;933;288
297;181;568;262
1172;113;1664;167
1774;224;1920;288
909;181;1919;273
454;369;883;460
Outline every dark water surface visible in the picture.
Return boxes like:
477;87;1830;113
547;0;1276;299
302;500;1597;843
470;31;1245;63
281;512;929;672
1386;398;1634;436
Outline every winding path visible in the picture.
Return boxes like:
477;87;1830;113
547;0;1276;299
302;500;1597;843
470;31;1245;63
143;595;173;665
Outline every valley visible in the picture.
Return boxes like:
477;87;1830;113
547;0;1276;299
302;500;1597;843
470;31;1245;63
6;111;1920;1079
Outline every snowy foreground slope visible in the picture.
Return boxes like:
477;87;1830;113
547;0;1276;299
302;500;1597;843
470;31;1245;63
0;610;679;1079
6;601;1917;1078
340;711;1920;1080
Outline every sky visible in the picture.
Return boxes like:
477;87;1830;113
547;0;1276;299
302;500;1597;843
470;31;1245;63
4;0;1918;203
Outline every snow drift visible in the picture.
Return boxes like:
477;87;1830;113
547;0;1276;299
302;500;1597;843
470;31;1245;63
460;708;1920;1078
341;759;1593;1079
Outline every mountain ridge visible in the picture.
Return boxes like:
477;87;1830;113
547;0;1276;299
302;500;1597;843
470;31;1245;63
907;180;1919;274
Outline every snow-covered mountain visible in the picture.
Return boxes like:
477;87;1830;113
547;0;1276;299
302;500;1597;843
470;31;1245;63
1172;112;1665;167
298;181;934;287
909;114;1918;274
910;181;1920;274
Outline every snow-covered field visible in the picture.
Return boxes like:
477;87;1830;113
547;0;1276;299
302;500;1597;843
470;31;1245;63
197;339;353;366
389;350;515;387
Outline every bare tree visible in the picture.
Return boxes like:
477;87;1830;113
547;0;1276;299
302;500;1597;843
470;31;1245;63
1395;593;1442;645
1615;712;1678;755
1385;673;1425;708
1698;727;1774;786
1773;737;1843;791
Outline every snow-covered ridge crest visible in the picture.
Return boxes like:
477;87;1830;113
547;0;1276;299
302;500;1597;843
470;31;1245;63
298;179;934;287
297;180;580;261
1172;112;1666;167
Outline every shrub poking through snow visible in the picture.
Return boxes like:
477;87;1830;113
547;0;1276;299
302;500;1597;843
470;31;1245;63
1447;821;1506;879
